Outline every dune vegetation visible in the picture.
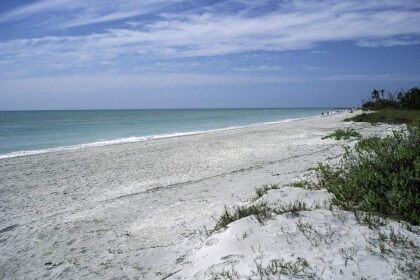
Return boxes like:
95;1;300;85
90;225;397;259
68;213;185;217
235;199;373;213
345;87;420;125
213;87;420;227
318;125;420;225
322;128;361;140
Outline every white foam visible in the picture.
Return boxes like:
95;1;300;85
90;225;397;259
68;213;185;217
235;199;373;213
0;113;330;160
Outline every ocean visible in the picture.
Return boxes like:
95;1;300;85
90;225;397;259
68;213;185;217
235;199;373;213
0;108;333;159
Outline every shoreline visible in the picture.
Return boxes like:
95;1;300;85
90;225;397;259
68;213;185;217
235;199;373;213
2;111;410;279
0;111;343;160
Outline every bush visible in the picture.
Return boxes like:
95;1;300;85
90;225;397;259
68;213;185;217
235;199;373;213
398;87;420;110
362;99;398;111
345;109;420;125
316;125;420;224
322;128;361;140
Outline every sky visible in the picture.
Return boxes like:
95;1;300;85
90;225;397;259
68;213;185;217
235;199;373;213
0;0;419;110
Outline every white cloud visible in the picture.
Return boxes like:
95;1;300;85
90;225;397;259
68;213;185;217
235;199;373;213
357;38;420;48
0;0;182;27
2;73;419;95
232;65;284;72
0;0;80;21
0;0;419;78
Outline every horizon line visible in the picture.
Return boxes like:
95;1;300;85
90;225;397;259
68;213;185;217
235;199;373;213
0;106;355;112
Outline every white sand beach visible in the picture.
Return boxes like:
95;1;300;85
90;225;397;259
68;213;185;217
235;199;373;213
0;112;418;279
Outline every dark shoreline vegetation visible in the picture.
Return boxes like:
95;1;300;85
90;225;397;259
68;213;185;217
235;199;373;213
345;87;420;125
345;109;420;125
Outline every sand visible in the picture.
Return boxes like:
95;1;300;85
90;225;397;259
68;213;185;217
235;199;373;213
0;112;418;279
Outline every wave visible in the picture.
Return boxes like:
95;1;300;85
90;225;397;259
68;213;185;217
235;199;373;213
0;113;333;160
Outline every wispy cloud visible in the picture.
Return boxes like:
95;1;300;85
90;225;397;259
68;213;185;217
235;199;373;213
0;0;419;79
357;37;420;48
0;0;79;22
3;73;420;95
232;65;284;72
0;0;182;28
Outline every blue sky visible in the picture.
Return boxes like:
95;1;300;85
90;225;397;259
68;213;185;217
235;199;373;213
0;0;419;110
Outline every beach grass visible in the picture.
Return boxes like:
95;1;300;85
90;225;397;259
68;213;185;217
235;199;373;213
322;128;361;140
316;124;420;225
212;200;309;231
253;257;313;278
213;202;273;231
291;180;320;190
252;184;280;201
210;257;313;279
345;109;420;125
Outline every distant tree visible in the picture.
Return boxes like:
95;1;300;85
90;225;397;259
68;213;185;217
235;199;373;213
387;90;396;101
399;87;420;109
362;87;420;110
371;89;380;102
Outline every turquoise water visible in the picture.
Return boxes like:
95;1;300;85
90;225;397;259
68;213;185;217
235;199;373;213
0;109;332;158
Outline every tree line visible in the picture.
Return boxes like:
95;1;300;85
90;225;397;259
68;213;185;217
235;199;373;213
362;87;420;110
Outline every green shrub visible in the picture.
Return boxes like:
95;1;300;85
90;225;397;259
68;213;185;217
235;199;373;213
322;128;361;140
397;87;420;110
345;109;420;125
316;125;420;224
292;180;322;190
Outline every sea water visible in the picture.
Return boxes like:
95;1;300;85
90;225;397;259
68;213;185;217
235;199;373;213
0;108;334;159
